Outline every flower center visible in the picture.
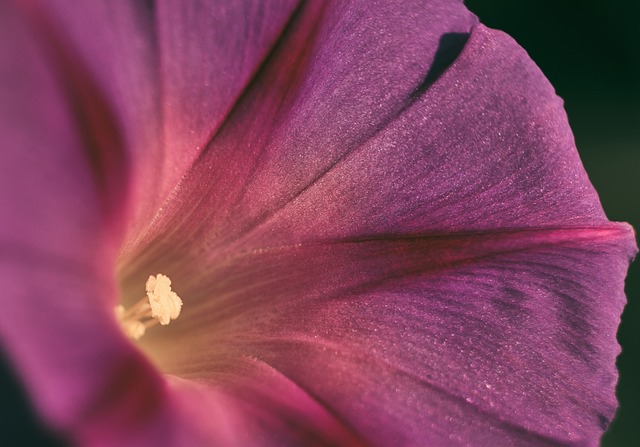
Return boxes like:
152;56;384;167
115;274;183;340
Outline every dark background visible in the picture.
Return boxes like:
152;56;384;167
1;1;638;445
466;1;640;445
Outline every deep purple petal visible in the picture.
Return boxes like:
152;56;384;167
122;8;607;260
121;0;478;256
156;0;300;198
147;226;635;446
117;7;638;446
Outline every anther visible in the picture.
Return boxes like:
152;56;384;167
115;274;183;340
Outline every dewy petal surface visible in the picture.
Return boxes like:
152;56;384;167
1;1;636;447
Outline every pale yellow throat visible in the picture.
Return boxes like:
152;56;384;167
115;274;183;340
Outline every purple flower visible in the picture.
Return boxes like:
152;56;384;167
0;1;636;446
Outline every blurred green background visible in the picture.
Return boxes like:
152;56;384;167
0;1;637;445
466;0;640;445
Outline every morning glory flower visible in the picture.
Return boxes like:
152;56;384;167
0;0;636;446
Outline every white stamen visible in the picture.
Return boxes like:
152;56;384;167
146;274;183;325
115;274;183;340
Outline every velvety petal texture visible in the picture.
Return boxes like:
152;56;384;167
18;0;299;245
0;0;160;441
0;0;636;446
146;226;634;446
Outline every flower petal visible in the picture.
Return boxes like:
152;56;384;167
164;361;366;447
147;226;635;446
16;0;161;225
243;24;611;245
117;7;637;446
0;3;168;443
120;0;478;257
16;0;300;246
124;9;609;267
156;0;300;197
